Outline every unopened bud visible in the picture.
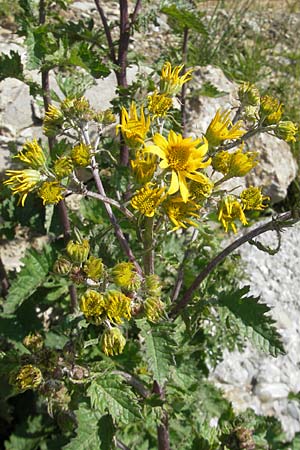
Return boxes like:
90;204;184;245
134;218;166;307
66;239;90;264
53;257;73;275
238;82;260;106
144;296;165;323
275;121;298;143
12;364;42;391
23;333;44;351
100;327;126;356
83;256;104;281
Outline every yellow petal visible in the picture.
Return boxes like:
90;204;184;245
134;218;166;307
144;145;166;160
178;172;189;202
168;171;179;195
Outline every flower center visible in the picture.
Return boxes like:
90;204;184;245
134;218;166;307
167;145;189;171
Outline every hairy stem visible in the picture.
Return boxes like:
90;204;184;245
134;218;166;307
93;0;117;64
84;190;135;221
170;211;298;318
143;216;155;275
153;381;170;450
181;26;189;137
39;0;77;312
113;370;150;398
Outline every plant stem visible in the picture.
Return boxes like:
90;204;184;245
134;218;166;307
181;26;189;137
170;211;298;318
153;381;170;450
113;370;150;398
143;216;155;275
39;0;77;312
84;190;135;221
0;257;9;298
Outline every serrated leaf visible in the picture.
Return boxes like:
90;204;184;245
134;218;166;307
137;319;177;385
3;245;55;316
195;81;227;98
63;405;102;450
4;415;44;450
161;6;207;35
87;374;141;424
0;51;24;82
218;286;285;357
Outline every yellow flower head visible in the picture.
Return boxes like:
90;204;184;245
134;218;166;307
148;91;173;118
218;196;248;233
131;183;166;217
23;333;44;352
240;186;270;211
13;364;42;391
144;296;165;323
4;169;41;206
260;96;283;125
61;97;93;121
66;239;90;264
104;290;132;324
160;62;193;96
131;150;157;184
71;142;92;167
117;102;150;148
16;139;46;169
43;104;64;137
100;327;126;356
165;196;200;231
189;173;214;202
227;145;259;178
275;121;298;143
111;261;141;291
212;150;231;175
80;290;106;325
144;274;162;297
53;156;73;178
83;256;104;281
205;109;245;147
145;130;210;202
238;82;260;106
38;181;64;205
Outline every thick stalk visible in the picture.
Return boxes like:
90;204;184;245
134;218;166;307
39;0;77;311
170;211;298;318
181;26;189;137
143;216;154;276
153;381;170;450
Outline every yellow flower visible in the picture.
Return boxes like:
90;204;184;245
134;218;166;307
160;62;193;95
43;104;64;137
53;156;73;178
144;274;162;297
16;139;46;169
275;121;298;143
83;256;104;281
4;169;41;206
165;196;200;231
116;102;150;148
144;296;165;323
80;290;106;325
104;290;132;324
148;91;173;118
131;183;166;217
218;196;248;233
227;146;259;177
13;365;42;391
238;82;260;106
111;261;141;291
205;109;245;147
71;143;92;167
240;186;270;211
61;97;93;121
131;150;157;184
145;130;210;202
189;174;214;202
66;239;90;264
212;150;231;175
38;181;64;205
100;327;126;356
260;96;283;125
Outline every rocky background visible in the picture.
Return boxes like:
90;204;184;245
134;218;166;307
1;0;300;441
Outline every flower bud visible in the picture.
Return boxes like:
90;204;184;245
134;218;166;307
144;274;162;297
144;296;165;323
83;256;104;281
104;290;132;324
71;143;92;167
66;239;90;264
100;328;126;356
53;156;73;178
238;82;260;106
12;364;42;391
23;333;44;351
227;148;259;177
275;121;298;143
80;290;106;325
212;150;231;175
111;262;141;292
53;257;73;275
103;109;116;125
260;95;283;124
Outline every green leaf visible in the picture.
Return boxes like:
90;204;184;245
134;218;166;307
3;245;55;316
0;51;24;81
161;6;207;35
194;81;227;98
87;373;142;424
218;286;285;357
63;405;102;450
137;319;177;385
4;415;45;450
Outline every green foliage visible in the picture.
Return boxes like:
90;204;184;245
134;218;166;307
2;245;56;316
0;50;23;81
161;4;207;35
218;286;285;357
